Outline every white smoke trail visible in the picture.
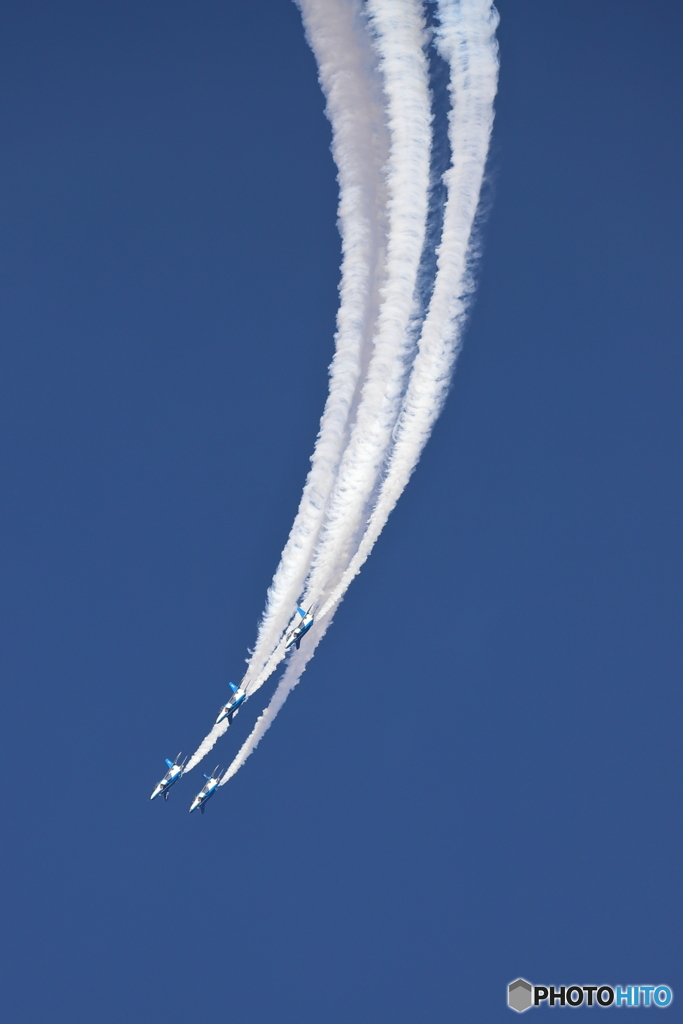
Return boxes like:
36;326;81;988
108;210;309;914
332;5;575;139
219;0;434;784
220;0;499;785
247;0;432;684
240;0;390;691
184;0;390;773
222;609;337;784
300;0;432;608
238;0;432;692
318;0;500;616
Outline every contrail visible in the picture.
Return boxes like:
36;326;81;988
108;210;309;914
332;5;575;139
185;0;392;773
222;612;337;785
247;0;432;681
237;0;432;698
185;0;499;784
240;0;390;691
189;0;433;773
300;0;432;610
319;0;500;617
220;0;499;785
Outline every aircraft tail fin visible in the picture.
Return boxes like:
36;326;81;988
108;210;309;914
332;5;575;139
165;758;174;768
229;681;238;693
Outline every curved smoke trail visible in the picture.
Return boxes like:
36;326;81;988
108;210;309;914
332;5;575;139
185;0;391;772
248;0;432;676
301;0;432;607
240;0;391;691
187;0;434;774
320;0;500;617
220;0;499;786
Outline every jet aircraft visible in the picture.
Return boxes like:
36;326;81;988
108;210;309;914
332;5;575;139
215;681;247;726
189;766;223;814
150;753;188;802
285;606;314;651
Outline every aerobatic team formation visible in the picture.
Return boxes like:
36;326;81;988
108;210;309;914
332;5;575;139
150;609;314;812
150;0;499;815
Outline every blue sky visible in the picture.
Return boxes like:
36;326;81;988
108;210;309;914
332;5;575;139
0;2;680;1021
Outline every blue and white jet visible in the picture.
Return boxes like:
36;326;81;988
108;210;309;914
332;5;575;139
150;753;188;802
189;766;223;814
215;681;247;726
285;607;314;651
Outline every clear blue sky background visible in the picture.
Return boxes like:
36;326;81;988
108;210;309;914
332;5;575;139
0;2;680;1021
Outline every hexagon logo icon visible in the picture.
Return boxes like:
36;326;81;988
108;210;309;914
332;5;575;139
508;978;533;1012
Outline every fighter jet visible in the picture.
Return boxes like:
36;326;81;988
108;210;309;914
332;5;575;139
284;606;314;651
150;753;188;802
215;681;247;726
189;766;223;814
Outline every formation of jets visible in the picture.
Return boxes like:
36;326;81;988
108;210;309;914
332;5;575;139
150;605;315;814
